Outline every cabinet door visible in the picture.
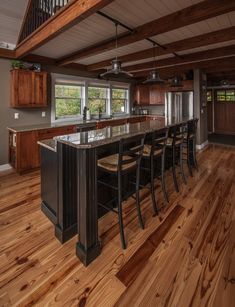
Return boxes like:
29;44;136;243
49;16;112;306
33;72;48;107
149;85;165;105
134;85;150;105
11;70;33;107
17;131;39;172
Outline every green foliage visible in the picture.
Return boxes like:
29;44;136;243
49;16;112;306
55;85;81;119
54;84;129;118
11;60;24;69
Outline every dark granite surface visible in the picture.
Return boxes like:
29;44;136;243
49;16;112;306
38;139;57;152
7;115;150;133
54;116;194;149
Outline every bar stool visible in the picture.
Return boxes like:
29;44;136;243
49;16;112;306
139;128;169;215
97;134;145;249
183;119;199;176
166;124;187;193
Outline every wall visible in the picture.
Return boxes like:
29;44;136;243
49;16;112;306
0;58;100;165
193;69;208;146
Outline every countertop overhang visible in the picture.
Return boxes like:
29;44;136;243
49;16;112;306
44;116;194;150
7;115;157;133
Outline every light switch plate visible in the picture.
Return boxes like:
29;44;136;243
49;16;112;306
42;111;46;117
14;113;19;119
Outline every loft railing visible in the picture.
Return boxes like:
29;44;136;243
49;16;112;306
18;0;71;44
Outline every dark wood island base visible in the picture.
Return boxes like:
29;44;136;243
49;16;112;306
39;117;197;266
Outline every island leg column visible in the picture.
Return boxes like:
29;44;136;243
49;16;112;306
76;147;101;266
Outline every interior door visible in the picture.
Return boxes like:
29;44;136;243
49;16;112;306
214;89;235;135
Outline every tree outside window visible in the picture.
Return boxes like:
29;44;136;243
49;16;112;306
55;84;83;119
112;88;128;113
88;87;109;114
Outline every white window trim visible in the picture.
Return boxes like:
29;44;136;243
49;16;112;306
51;73;130;122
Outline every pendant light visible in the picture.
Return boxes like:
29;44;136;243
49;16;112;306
170;75;182;87
143;43;164;84
100;23;133;79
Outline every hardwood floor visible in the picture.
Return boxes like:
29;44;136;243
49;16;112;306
0;144;234;307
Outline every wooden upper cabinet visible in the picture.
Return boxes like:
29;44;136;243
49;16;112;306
33;72;48;107
10;69;48;108
134;85;150;105
149;85;165;105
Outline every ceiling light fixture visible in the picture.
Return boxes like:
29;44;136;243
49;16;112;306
143;43;164;84
100;23;133;80
170;75;182;87
220;79;230;87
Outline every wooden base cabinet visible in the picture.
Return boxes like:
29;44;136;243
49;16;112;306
10;69;48;108
9;125;77;173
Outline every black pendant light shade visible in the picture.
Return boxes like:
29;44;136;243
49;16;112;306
100;23;133;79
143;43;164;84
100;59;133;79
170;75;182;87
143;70;164;84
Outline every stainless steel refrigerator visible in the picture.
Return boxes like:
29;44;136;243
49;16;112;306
165;91;194;123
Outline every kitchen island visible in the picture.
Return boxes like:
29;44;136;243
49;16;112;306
39;116;195;266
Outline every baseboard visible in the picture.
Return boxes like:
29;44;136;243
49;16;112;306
196;140;209;150
0;164;12;171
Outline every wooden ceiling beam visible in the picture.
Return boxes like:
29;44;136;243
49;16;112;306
87;26;235;71
124;45;235;72
0;48;16;59
133;56;235;78
57;0;235;66
15;0;115;58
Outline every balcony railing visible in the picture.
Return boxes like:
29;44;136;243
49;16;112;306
18;0;71;44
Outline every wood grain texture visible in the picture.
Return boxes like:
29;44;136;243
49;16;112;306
87;26;235;71
58;0;235;65
0;144;234;306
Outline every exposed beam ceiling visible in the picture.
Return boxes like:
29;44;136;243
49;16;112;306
57;0;235;66
123;45;235;72
87;26;235;71
15;0;115;58
133;56;235;78
0;48;16;59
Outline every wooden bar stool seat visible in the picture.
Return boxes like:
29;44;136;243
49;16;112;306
166;124;187;193
97;134;145;249
182;119;199;176
142;144;163;157
139;128;169;215
98;153;137;172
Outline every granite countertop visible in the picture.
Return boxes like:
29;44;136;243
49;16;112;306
54;116;194;149
7;115;158;133
38;139;57;152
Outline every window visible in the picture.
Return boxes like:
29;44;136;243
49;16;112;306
88;86;109;114
112;88;129;113
216;90;235;102
207;90;212;102
55;84;83;119
52;74;130;122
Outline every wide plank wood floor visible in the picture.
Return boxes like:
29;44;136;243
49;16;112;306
0;144;234;307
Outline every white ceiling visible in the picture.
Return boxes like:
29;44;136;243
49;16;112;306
0;0;27;48
0;0;235;69
32;0;205;58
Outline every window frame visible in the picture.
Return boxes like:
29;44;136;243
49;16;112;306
111;86;130;115
51;74;130;122
215;89;235;102
87;84;110;116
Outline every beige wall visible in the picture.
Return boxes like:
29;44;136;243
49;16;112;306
0;59;52;164
0;59;132;165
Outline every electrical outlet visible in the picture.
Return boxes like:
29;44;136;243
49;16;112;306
42;111;46;117
14;113;19;119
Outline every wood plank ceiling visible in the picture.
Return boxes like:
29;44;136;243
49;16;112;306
1;0;235;79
